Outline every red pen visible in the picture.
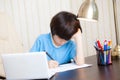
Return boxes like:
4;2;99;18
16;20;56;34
97;40;103;50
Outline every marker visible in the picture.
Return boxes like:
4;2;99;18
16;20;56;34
104;40;107;64
97;40;103;50
104;40;107;51
107;40;112;50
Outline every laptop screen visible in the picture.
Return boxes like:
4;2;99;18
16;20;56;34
1;52;52;79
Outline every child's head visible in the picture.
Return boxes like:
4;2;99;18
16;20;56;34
50;11;82;41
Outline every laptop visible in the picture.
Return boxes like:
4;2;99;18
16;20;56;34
1;52;55;80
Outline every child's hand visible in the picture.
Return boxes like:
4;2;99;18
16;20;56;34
72;29;82;39
48;60;59;68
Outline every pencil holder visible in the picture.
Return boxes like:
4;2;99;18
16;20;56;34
96;49;112;66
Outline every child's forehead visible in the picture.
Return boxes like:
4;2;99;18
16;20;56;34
53;35;67;40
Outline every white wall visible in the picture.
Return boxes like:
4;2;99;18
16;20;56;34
0;0;117;57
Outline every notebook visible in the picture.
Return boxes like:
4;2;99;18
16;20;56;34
1;52;55;80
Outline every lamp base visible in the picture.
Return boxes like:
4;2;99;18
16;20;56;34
111;45;120;59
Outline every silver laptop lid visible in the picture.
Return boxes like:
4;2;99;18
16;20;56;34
1;52;50;79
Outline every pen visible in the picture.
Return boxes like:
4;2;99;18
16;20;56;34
46;52;54;60
97;40;103;50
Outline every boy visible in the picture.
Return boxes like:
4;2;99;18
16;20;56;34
30;11;85;68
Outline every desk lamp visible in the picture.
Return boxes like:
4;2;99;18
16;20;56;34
77;0;120;58
77;0;98;22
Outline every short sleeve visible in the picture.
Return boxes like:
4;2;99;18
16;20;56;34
70;42;76;59
29;37;41;52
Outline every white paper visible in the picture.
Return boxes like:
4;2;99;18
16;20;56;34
48;63;92;78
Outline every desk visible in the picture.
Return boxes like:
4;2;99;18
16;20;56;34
1;55;120;80
50;55;120;80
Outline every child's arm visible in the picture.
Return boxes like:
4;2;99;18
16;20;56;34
73;29;85;65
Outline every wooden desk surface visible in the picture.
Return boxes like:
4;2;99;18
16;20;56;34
1;55;120;80
50;55;120;80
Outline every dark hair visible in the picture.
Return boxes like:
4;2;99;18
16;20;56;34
50;11;82;40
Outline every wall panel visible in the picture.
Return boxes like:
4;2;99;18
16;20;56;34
0;0;117;57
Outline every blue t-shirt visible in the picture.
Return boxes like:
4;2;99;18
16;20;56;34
30;33;76;65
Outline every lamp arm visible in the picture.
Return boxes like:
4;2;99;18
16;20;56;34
112;0;119;45
112;0;120;58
